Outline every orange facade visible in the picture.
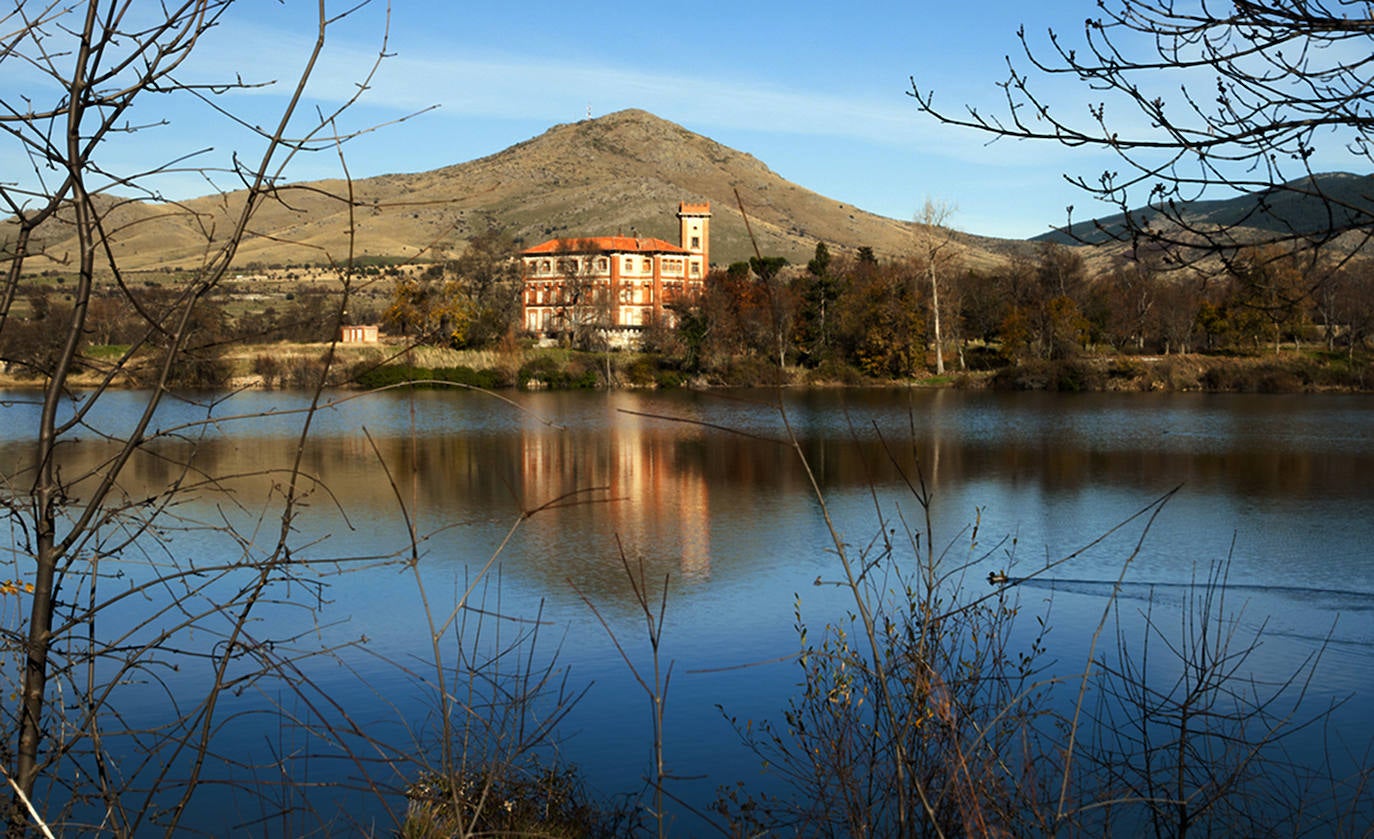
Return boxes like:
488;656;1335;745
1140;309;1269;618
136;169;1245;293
521;202;711;338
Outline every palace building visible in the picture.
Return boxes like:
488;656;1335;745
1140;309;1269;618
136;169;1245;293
521;202;711;343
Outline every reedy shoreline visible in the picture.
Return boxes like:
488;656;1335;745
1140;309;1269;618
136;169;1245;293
14;342;1367;394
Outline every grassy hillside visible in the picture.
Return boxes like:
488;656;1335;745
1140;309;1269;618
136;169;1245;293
5;110;1029;272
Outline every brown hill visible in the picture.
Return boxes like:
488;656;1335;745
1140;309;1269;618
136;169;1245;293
7;109;1029;271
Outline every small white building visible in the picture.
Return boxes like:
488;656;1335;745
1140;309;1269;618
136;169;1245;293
339;324;379;344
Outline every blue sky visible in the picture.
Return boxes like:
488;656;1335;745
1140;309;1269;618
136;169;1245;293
5;1;1201;240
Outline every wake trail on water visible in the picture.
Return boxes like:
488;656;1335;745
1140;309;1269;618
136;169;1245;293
1003;577;1374;649
1012;577;1374;605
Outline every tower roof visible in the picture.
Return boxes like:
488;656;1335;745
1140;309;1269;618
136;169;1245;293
522;236;689;256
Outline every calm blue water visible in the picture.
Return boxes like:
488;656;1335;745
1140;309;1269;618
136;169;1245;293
1;387;1370;833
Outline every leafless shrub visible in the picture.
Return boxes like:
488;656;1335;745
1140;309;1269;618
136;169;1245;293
574;539;676;838
710;404;1370;837
251;353;284;388
285;354;328;389
1074;558;1354;835
0;2;427;833
714;418;1066;837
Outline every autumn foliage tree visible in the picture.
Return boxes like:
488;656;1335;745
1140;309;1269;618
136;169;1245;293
1228;246;1316;353
833;253;926;377
448;228;523;347
385;274;474;346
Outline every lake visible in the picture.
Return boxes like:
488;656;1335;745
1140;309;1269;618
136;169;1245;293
1;387;1371;834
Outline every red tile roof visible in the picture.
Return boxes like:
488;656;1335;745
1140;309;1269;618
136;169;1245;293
522;236;689;256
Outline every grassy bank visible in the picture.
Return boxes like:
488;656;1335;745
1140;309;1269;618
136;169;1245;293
4;341;1371;393
980;351;1374;393
333;345;1374;393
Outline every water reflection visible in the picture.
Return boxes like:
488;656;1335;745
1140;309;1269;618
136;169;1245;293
7;389;1371;533
2;390;1371;595
0;388;1369;831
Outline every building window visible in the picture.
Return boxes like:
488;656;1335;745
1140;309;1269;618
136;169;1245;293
623;258;634;272
642;258;652;271
690;261;701;277
690;236;700;249
597;257;609;271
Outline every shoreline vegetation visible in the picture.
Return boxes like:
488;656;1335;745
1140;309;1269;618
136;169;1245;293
9;236;1373;396
8;341;1370;394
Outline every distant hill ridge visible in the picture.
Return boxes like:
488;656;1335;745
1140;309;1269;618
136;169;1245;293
1;109;1027;271
1035;172;1374;248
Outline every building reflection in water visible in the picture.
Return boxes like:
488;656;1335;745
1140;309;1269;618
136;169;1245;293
517;410;712;583
8;388;1371;601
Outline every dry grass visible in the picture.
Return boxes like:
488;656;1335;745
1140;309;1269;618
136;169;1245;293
398;346;526;371
7;110;1027;272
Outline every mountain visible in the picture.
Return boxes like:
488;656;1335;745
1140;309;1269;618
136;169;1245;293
4;109;1027;272
1034;172;1374;248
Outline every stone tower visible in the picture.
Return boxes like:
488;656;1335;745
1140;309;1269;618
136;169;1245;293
677;201;711;275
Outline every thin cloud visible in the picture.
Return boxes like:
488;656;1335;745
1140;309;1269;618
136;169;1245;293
188;20;1063;171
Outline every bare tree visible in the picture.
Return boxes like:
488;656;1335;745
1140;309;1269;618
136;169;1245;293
550;238;612;352
1320;262;1374;357
915;199;959;374
910;0;1374;259
1082;560;1340;837
0;2;415;833
750;255;793;371
449;227;523;347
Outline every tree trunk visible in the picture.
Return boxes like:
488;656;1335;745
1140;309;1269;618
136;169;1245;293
929;260;944;375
